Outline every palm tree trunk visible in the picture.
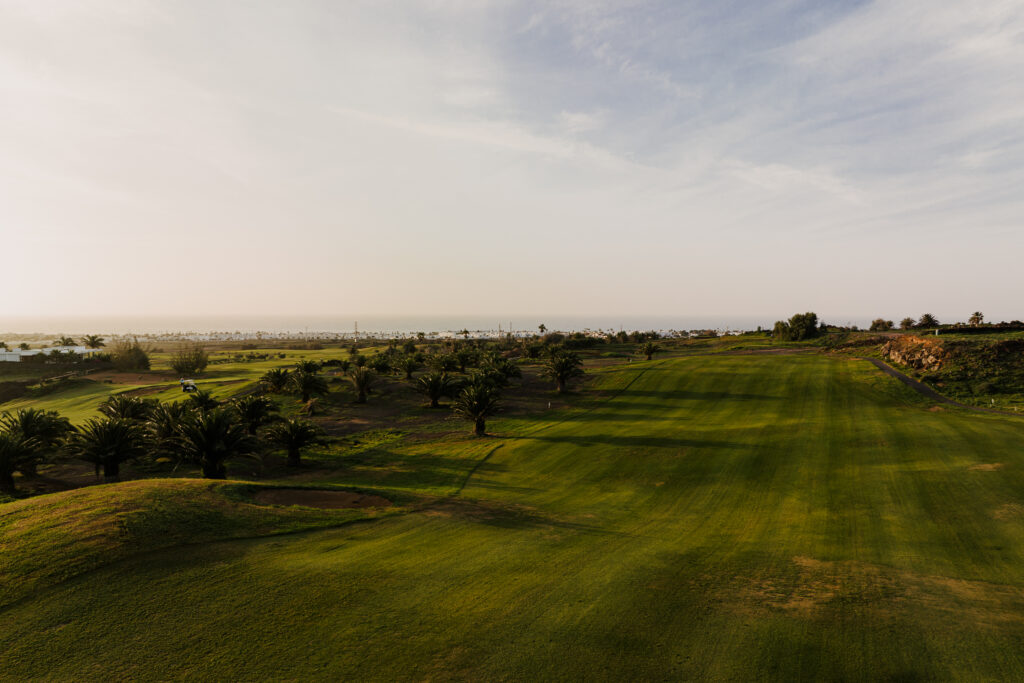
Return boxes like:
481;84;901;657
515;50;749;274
202;461;226;479
18;461;39;478
0;470;16;494
357;390;367;404
287;448;300;467
102;460;120;482
557;379;566;393
430;396;440;408
474;418;486;436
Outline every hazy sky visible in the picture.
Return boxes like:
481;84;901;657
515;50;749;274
2;0;1022;322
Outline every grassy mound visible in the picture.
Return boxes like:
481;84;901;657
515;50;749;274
0;479;396;609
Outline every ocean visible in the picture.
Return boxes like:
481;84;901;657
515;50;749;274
0;314;787;337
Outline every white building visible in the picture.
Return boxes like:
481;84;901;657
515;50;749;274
0;346;104;362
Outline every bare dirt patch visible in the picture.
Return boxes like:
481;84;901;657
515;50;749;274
87;371;178;384
253;488;391;509
995;503;1024;521
968;463;1004;471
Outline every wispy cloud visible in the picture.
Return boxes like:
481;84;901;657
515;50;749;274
1;0;1022;320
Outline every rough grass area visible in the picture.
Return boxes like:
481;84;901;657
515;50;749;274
0;479;397;609
4;354;1024;679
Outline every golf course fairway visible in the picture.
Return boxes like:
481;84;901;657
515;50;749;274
4;353;1024;680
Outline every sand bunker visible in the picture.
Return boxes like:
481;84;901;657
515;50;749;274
253;489;391;509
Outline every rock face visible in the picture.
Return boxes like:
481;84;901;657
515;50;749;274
881;335;947;371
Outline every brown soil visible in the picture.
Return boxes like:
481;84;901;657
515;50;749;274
252;488;391;509
86;371;178;384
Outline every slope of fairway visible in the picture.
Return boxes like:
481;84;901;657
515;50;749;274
0;479;397;609
4;355;1024;680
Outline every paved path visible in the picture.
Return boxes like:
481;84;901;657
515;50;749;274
859;357;1017;416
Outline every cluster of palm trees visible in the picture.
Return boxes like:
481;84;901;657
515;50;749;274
258;343;587;436
0;392;322;495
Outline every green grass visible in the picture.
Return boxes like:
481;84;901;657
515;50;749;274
4;354;1024;680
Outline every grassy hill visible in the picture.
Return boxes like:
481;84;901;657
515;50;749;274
4;353;1024;679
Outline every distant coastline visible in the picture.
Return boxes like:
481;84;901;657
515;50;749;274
0;314;793;337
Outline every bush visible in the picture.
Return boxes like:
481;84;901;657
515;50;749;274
773;312;820;341
170;344;209;376
111;339;150;371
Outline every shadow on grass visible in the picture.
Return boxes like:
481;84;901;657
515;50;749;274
428;498;623;535
506;434;750;450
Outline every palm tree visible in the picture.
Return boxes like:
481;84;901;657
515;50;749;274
428;353;459;373
99;394;156;421
18;343;29;351
146;401;192;458
65;418;148;482
82;335;106;349
260;368;291;393
538;324;547;335
175;409;255;479
55;336;75;347
348;367;374;404
231;395;279;435
0;409;72;477
452;382;501;436
415;371;456;408
187;390;220;412
0;431;40;494
290;370;329;403
480;355;521;387
917;313;939;329
639;341;660;361
543;351;585;393
396;355;421;380
0;342;7;351
969;311;984;326
294;359;321;374
266;418;321;467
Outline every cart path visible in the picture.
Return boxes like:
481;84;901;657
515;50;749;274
859;357;1017;416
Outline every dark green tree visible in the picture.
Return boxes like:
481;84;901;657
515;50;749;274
396;355;421;380
260;368;291;393
65;418;148;482
639;341;660;361
0;431;39;494
175;409;255;479
542;350;585;393
452;381;501;436
414;371;456;408
99;394;156;421
266;418;321;467
294;359;321;374
917;313;939;329
231;395;279;435
0;409;72;477
348;367;374;404
290;371;329;403
187;390;220;412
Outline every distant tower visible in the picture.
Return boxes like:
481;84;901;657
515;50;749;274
354;321;358;339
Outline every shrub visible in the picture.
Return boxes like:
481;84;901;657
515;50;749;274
170;344;209;376
111;338;150;371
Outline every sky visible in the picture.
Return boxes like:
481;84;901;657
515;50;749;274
2;0;1022;324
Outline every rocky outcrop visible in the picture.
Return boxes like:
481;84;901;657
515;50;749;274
880;335;947;371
